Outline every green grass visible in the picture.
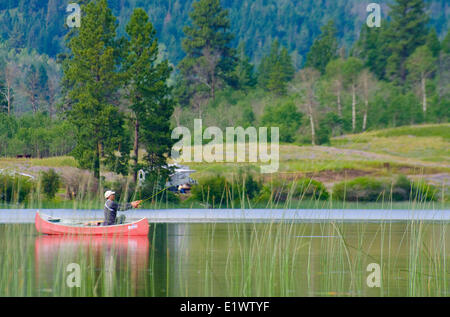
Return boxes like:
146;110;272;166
0;156;78;169
373;123;450;140
331;124;450;163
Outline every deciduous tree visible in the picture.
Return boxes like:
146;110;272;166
406;45;437;113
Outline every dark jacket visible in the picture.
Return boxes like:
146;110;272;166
103;200;132;226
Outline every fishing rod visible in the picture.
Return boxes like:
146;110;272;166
139;186;172;204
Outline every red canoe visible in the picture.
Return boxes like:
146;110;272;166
35;211;149;236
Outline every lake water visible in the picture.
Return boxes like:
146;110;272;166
1;208;449;223
0;209;448;296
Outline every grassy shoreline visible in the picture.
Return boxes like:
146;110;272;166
0;124;448;210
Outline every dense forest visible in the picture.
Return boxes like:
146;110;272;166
0;0;449;184
0;0;448;65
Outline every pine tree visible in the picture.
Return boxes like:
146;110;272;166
353;22;390;80
179;0;236;101
125;8;174;183
305;20;338;74
258;40;294;95
233;43;256;90
280;47;295;82
442;32;450;54
426;28;441;57
386;0;429;84
62;0;130;180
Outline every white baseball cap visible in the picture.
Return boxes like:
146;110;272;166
104;190;116;199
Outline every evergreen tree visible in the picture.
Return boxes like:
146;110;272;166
179;0;236;101
62;0;130;180
426;28;441;57
125;8;174;183
280;47;295;81
353;22;390;80
233;43;256;90
386;0;429;84
258;40;294;95
440;31;450;54
305;20;338;74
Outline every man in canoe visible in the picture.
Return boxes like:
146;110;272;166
103;190;142;226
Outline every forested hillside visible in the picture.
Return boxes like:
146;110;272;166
0;0;449;187
0;0;448;66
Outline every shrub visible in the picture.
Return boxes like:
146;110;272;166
391;175;412;201
332;175;438;202
391;175;438;202
259;178;329;202
231;172;262;201
191;176;231;205
332;177;386;202
316;124;331;145
41;169;61;200
261;100;303;143
410;179;438;202
295;178;329;200
62;169;98;200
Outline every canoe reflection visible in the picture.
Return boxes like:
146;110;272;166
35;235;149;295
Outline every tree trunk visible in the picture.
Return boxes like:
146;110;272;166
4;65;15;116
421;74;427;113
49;101;53;120
337;90;342;117
133;117;139;183
363;107;368;131
310;113;315;146
211;73;216;100
31;94;37;114
352;83;356;132
308;102;315;146
6;82;12;116
362;75;368;131
94;142;101;180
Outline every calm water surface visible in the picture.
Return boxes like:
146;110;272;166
0;220;448;296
